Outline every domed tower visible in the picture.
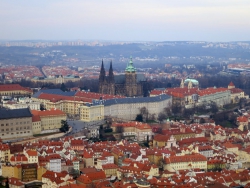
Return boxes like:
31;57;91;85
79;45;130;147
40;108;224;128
125;57;137;97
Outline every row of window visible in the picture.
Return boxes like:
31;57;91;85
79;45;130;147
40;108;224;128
1;121;31;126
1;126;30;131
2;131;30;136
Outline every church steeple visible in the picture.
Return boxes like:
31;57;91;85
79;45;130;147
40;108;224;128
99;59;106;82
108;60;114;83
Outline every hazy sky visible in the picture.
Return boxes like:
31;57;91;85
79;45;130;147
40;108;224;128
1;0;250;41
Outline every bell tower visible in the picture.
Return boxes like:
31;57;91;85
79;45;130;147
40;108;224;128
125;56;137;97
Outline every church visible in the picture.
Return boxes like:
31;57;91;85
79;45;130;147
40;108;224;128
99;57;147;97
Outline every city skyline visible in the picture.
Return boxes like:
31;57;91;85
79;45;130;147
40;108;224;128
1;0;250;42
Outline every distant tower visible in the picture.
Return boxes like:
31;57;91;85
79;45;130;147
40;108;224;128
99;60;107;94
108;61;115;95
228;81;235;89
188;81;193;89
180;79;184;88
125;56;137;97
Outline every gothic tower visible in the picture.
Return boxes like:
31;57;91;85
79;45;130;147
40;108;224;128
125;57;137;97
108;61;115;95
99;60;106;94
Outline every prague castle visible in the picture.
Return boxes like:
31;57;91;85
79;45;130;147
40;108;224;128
99;57;147;97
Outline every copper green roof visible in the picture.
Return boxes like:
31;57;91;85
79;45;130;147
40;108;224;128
125;56;136;72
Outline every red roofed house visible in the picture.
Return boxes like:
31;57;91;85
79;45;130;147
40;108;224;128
76;170;106;187
112;121;153;142
42;170;73;188
237;115;248;131
164;153;207;172
0;84;32;97
24;149;38;163
0;143;10;162
197;87;231;107
228;81;249;103
8;177;24;188
31;109;66;134
153;134;177;148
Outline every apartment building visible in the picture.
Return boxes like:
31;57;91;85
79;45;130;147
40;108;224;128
0;108;33;140
31;109;66;133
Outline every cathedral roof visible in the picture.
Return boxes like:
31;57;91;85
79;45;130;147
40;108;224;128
125;57;136;72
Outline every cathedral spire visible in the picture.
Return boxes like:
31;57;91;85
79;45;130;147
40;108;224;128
108;60;114;83
99;59;106;82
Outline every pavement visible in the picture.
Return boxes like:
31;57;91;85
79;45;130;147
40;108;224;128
66;119;105;135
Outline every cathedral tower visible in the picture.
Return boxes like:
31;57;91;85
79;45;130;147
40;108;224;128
125;57;137;97
99;60;107;94
108;61;115;95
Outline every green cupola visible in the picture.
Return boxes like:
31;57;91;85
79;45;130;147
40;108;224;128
125;56;136;73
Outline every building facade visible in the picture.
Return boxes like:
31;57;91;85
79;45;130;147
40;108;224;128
97;94;172;121
0;108;33;140
99;58;147;97
31;109;67;133
0;84;32;97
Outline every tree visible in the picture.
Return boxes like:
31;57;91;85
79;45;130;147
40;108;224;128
60;120;69;133
210;102;218;114
172;103;182;116
239;98;247;109
60;83;68;92
164;107;172;117
139;107;149;122
135;114;143;122
157;112;167;123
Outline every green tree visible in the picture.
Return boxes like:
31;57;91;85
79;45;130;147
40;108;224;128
60;83;68;92
157;112;167;123
60;120;69;133
135;114;143;122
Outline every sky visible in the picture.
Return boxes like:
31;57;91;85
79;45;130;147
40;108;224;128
1;0;250;41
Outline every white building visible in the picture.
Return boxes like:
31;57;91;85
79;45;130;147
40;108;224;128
197;87;231;107
46;154;61;172
94;94;172;121
3;97;40;110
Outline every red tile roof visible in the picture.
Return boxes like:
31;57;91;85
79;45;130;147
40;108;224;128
165;154;207;164
31;109;66;116
0;84;32;93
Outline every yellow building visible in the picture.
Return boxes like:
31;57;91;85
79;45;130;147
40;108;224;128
31;109;66;133
111;122;153;142
102;163;118;177
164;154;207;172
79;103;104;122
223;142;239;155
207;159;226;171
153;134;177;148
0;84;32;97
2;164;22;179
0;143;10;162
228;81;249;103
32;115;42;134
